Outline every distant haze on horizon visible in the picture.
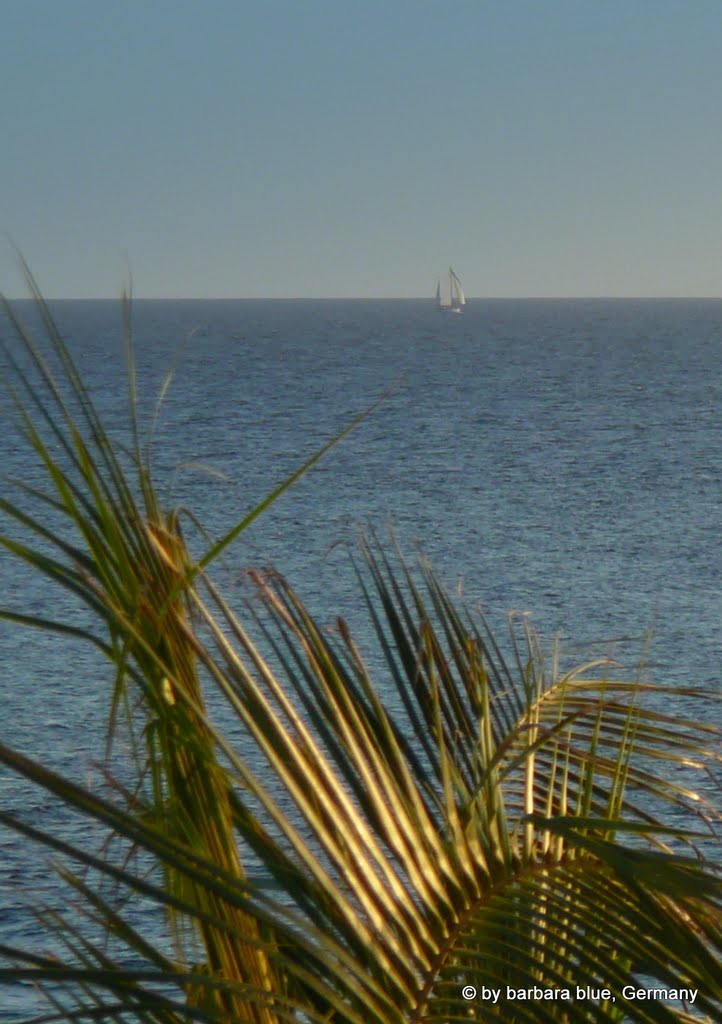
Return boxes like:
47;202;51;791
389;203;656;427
3;1;722;300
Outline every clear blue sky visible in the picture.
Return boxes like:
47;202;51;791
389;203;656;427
3;0;722;298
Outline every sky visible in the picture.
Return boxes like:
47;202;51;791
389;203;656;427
3;0;722;299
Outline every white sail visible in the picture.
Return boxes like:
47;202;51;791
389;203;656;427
437;267;465;311
450;268;465;307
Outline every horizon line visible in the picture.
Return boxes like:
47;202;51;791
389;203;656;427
4;294;722;303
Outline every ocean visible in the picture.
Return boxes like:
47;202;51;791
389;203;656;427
1;297;721;1018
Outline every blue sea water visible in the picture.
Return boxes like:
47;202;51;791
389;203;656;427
1;297;721;1018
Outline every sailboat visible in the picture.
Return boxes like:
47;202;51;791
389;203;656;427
436;267;466;313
